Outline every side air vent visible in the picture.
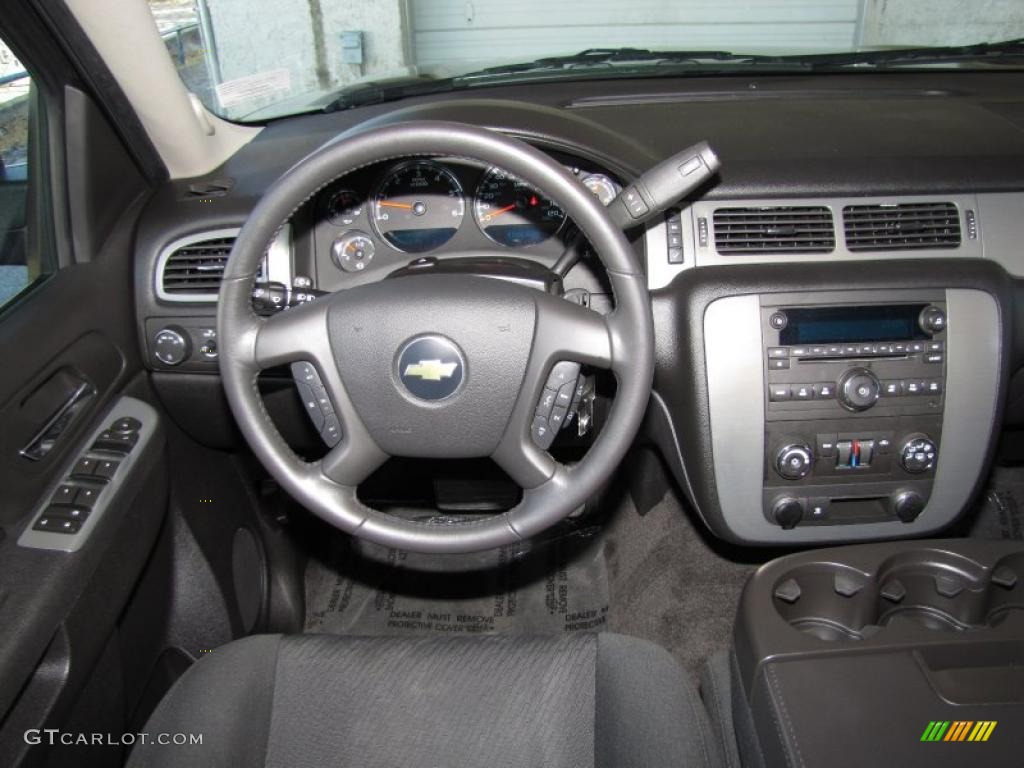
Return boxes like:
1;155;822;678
843;202;961;251
712;206;835;254
160;235;236;298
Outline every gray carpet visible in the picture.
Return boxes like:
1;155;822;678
603;490;761;675
968;466;1024;540
306;521;610;636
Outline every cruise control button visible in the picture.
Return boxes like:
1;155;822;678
768;385;791;402
321;414;342;447
296;381;325;431
311;385;334;415
555;381;574;408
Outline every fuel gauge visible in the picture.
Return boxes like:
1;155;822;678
325;189;364;226
581;174;619;206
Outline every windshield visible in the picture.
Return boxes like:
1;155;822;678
149;0;1024;122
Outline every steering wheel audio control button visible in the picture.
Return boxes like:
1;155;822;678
321;414;342;447
531;416;555;450
291;362;340;444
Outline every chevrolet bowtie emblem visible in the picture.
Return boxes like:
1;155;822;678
403;359;458;382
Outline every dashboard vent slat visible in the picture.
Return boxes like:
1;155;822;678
161;236;236;296
842;202;961;251
712;206;835;254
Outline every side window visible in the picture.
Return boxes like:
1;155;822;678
0;39;43;308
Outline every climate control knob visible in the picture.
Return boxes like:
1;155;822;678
838;367;880;412
153;326;191;366
899;434;937;473
891;490;925;523
771;497;805;529
775;443;814;480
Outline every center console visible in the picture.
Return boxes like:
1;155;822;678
729;539;1024;768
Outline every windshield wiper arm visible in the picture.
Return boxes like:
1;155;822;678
784;37;1024;68
456;47;793;79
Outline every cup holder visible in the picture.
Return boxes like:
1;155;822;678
772;550;1024;642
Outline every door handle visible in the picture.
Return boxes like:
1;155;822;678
19;380;96;461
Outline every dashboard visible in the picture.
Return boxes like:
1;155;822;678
132;70;1024;548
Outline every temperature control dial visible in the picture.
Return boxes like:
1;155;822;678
775;443;814;480
838;368;880;412
899;434;937;473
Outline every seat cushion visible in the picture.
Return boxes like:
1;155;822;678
128;632;720;768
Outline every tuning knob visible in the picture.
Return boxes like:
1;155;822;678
775;443;814;480
772;497;805;529
891;490;925;523
838;367;880;412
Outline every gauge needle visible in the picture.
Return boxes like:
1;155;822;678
379;201;413;209
482;203;516;222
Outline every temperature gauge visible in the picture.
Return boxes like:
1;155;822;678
581;173;619;206
331;231;375;272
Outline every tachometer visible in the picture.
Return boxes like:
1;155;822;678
372;161;465;253
474;168;566;247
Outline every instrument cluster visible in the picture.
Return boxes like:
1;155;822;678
314;157;620;279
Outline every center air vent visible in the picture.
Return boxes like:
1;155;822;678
712;206;835;254
159;235;236;299
843;202;961;251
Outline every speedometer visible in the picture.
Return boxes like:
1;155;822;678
474;168;566;247
372;161;465;253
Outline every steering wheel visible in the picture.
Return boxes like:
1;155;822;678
218;121;654;553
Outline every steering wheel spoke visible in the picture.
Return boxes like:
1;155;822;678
532;292;614;372
253;300;330;369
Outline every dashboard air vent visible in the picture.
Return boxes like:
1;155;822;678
160;236;236;297
843;202;961;251
712;206;835;254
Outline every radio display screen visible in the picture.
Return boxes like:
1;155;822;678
779;304;930;345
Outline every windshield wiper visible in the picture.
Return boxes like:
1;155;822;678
456;47;794;80
781;37;1024;68
322;76;459;112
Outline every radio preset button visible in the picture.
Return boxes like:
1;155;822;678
881;380;903;397
875;343;894;354
768;359;790;370
791;347;809;358
926;340;944;352
924;352;944;364
909;342;925;353
767;347;789;359
793;384;814;400
768;385;792;402
814;382;835;399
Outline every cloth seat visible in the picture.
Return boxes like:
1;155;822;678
128;632;721;768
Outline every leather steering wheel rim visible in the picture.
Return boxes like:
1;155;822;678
218;121;654;553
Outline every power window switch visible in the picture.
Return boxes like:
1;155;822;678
33;508;85;534
52;485;78;505
94;459;120;481
93;430;138;454
71;457;99;479
74;486;102;508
